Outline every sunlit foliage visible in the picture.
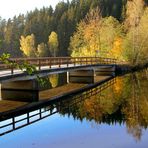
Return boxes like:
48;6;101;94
20;34;36;57
124;0;145;30
69;8;124;58
48;31;59;57
123;7;148;64
37;42;49;57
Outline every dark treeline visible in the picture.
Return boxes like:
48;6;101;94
0;0;147;57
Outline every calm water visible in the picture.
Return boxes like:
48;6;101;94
0;70;148;148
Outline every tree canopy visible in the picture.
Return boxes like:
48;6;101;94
0;0;147;64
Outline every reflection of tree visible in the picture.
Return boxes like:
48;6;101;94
58;73;67;86
59;71;148;141
60;78;124;124
39;76;52;90
49;73;67;88
122;71;148;141
50;74;59;88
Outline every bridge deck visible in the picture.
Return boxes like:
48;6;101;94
0;57;116;82
0;64;115;83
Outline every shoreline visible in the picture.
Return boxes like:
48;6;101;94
115;62;148;75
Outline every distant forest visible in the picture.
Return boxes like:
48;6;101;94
0;0;148;58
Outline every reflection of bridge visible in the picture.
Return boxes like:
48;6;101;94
0;57;117;82
0;78;116;136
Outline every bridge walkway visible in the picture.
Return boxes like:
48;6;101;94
0;57;117;82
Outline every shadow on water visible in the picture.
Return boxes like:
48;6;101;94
0;69;148;142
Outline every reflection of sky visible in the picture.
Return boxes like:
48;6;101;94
0;113;148;148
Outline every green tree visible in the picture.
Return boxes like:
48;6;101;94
20;34;36;57
48;31;59;57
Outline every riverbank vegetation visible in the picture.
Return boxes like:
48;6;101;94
0;0;147;65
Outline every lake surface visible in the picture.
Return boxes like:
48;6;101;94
0;70;148;148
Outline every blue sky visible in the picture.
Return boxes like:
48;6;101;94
0;0;66;19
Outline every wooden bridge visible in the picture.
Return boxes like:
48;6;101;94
0;57;117;134
0;56;117;82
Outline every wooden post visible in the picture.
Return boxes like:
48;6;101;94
27;112;29;124
11;66;14;75
86;58;87;65
38;59;41;70
49;59;51;68
80;58;82;65
91;57;92;65
39;108;42;118
74;58;76;66
67;58;69;67
59;58;61;68
12;117;15;130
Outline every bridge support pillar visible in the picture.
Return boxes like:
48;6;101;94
69;69;95;83
1;79;51;102
1;80;41;91
95;66;115;76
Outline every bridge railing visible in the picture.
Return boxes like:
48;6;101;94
0;57;117;74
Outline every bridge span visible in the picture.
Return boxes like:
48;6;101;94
0;57;117;82
0;57;117;124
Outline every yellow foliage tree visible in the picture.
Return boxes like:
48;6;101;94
20;34;36;57
37;42;49;57
48;31;59;57
69;8;124;58
69;8;102;57
123;7;148;64
125;0;145;29
108;37;124;60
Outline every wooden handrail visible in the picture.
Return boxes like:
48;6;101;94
0;57;117;74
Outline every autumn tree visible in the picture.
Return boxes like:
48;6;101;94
124;0;145;30
37;42;50;57
20;34;36;57
69;8;123;58
69;8;102;57
48;31;59;57
108;37;124;60
100;16;124;58
0;0;129;57
123;7;148;64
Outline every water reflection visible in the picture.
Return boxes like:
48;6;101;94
0;70;148;143
0;78;115;136
0;73;68;101
59;70;148;141
122;71;148;141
